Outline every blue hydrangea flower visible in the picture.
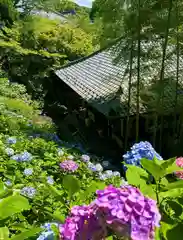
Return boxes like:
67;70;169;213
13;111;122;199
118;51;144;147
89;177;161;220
11;151;33;162
123;141;163;168
5;179;12;186
23;168;33;176
47;176;54;185
102;160;110;167
41;222;58;231
98;173;108;180
67;155;74;160
21;187;36;198
57;149;64;157
81;154;90;163
20;151;33;162
11;154;21;162
105;170;113;178
113;171;121;177
87;162;97;172
95;163;103;172
6;137;16;144
37;222;58;240
5;148;14;156
36;230;54;240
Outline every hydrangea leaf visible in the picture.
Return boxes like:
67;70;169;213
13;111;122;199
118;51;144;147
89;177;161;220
46;210;65;223
159;189;183;199
125;164;148;187
62;175;80;199
0;181;4;192
162;180;183;191
0;195;30;220
161;222;183;240
45;184;63;198
141;158;165;180
11;227;42;240
0;227;9;240
78;181;106;201
162;158;183;176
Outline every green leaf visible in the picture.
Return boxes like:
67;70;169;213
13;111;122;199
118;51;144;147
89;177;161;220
0;181;4;192
106;236;113;240
0;227;9;240
161;157;176;169
49;210;65;223
45;184;63;198
161;222;174;240
62;175;80;199
154;227;161;240
11;228;42;240
162;181;183;191
126;164;148;187
140;184;156;200
0;195;30;220
165;223;183;240
140;158;165;180
159;189;183;200
79;181;105;201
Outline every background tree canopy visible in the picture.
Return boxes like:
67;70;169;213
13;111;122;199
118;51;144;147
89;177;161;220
0;0;95;99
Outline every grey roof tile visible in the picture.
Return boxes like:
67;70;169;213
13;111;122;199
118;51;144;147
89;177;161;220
55;39;183;117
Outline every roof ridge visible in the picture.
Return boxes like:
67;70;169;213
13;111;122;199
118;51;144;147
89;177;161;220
58;36;124;69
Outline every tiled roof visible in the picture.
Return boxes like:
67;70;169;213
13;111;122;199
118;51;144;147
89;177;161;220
55;39;183;117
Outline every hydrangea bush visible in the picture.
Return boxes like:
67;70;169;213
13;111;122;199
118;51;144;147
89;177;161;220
1;77;183;239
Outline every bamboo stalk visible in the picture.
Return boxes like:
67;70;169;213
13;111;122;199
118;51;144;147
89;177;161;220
124;40;133;152
159;0;173;152
174;0;180;141
136;0;141;143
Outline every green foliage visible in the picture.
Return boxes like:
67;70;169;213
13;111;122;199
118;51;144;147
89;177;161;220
62;175;80;198
125;156;183;240
0;195;30;220
0;0;19;26
0;15;93;97
0;76;122;238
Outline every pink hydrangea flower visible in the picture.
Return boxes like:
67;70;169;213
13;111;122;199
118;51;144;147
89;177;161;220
176;157;183;168
94;185;161;240
60;160;78;172
175;157;183;179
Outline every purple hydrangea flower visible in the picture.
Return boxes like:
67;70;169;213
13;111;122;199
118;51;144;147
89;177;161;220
23;168;33;176
123;141;163;168
60;205;106;240
81;154;90;163
6;137;16;144
47;176;54;185
94;185;161;240
60;160;78;172
21;187;36;198
5;148;14;156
